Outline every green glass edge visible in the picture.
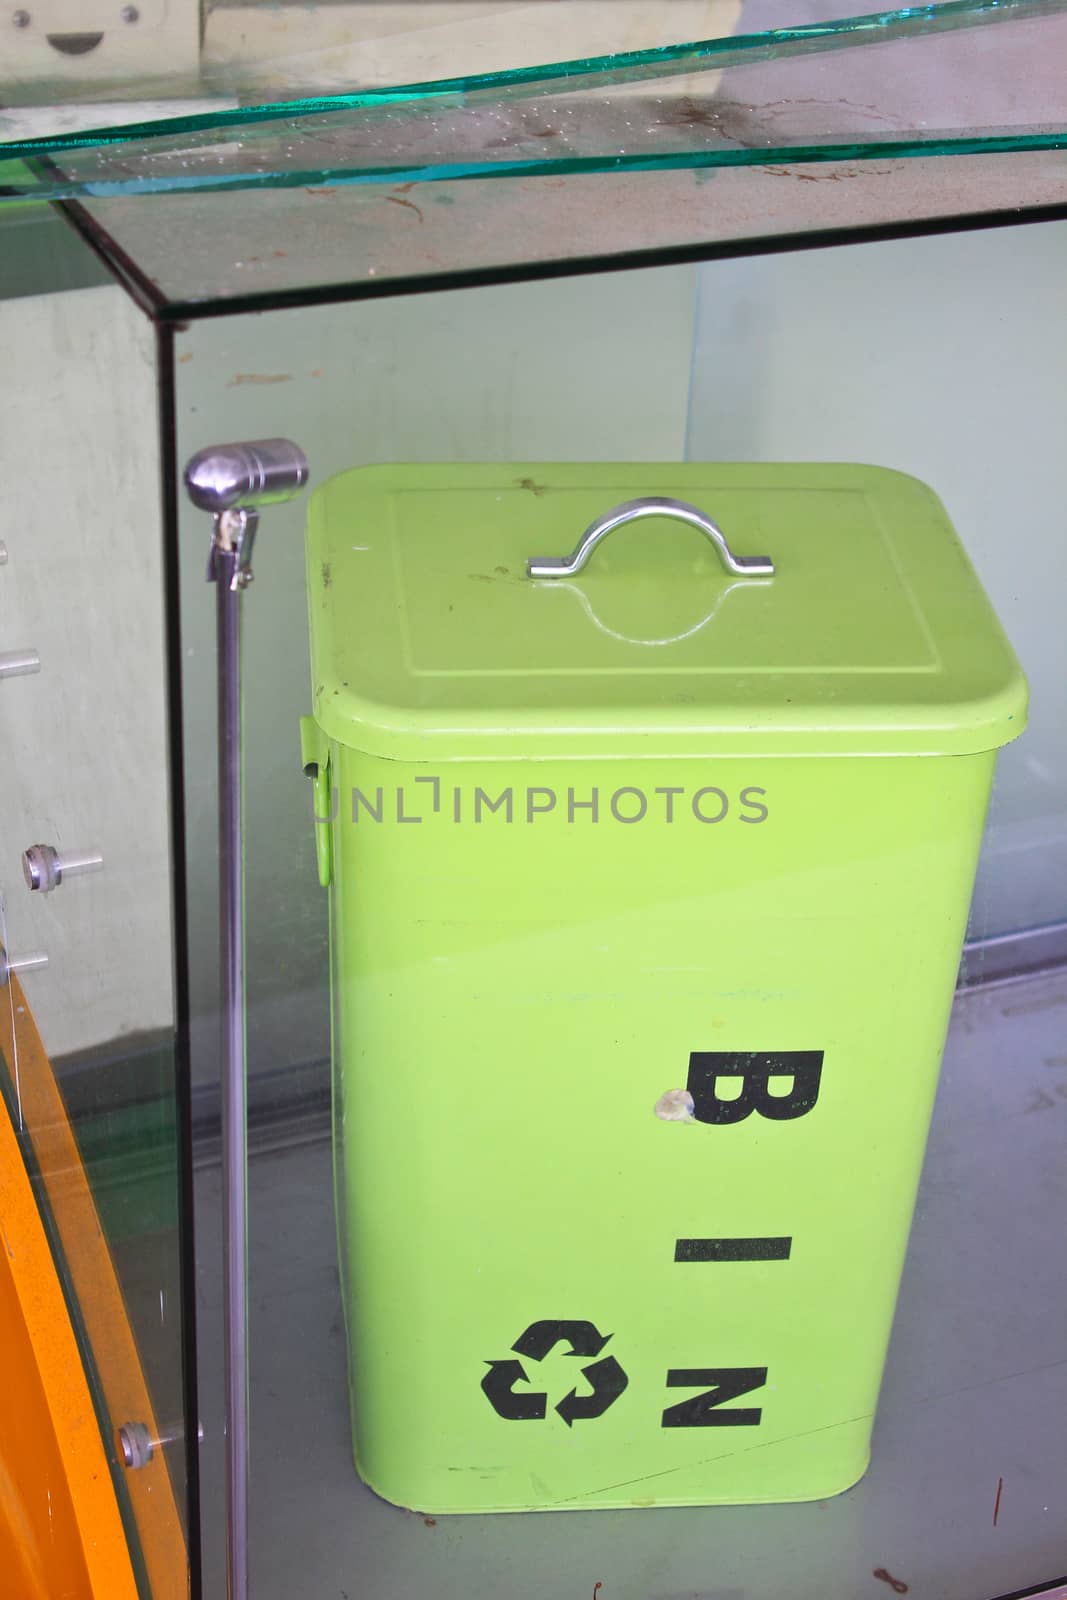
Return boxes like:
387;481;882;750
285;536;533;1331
4;130;1067;206
3;0;1064;160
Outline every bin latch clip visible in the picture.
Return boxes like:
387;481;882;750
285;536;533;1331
300;716;333;889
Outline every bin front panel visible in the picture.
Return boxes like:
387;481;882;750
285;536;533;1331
327;746;994;1512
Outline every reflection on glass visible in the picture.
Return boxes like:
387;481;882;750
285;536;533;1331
0;272;192;1595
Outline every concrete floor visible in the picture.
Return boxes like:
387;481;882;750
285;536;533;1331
194;970;1067;1600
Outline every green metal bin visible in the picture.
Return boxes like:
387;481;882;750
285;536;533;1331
300;461;1026;1514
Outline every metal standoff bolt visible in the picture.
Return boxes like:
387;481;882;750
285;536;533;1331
0;542;8;564
0;948;48;987
23;844;104;895
0;649;40;680
118;1422;154;1470
119;1418;204;1469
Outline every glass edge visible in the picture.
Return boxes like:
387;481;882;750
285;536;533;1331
3;128;1067;208
156;320;204;1600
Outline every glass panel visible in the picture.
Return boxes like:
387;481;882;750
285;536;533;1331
2;1;1067;310
173;239;1065;1599
32;148;1067;320
175;266;697;1092
0;263;195;1595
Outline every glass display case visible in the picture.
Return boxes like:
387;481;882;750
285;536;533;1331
2;3;1066;1597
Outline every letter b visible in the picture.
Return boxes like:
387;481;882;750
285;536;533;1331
685;1051;823;1125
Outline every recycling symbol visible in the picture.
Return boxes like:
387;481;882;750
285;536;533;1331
481;1320;628;1427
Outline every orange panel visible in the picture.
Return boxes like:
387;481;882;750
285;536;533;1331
0;1079;139;1598
0;969;188;1598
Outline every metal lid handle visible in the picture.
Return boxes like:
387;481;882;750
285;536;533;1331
526;496;774;580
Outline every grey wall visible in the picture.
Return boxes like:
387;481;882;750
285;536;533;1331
686;222;1067;942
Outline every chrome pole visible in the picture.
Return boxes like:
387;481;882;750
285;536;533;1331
185;440;309;1600
217;537;250;1600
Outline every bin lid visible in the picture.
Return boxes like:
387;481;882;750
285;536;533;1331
305;462;1027;761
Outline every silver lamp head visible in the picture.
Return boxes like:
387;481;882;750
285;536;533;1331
184;438;309;513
